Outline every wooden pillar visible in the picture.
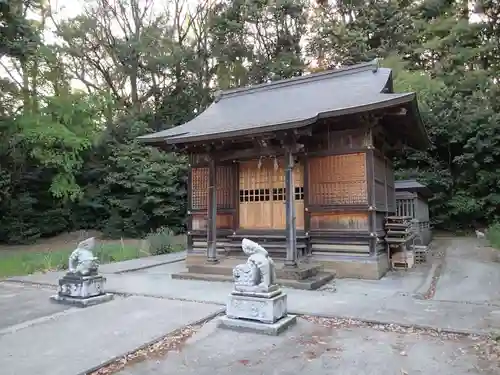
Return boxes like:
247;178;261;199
284;148;297;267
303;154;311;257
233;161;240;231
366;148;377;256
186;163;194;253
206;156;218;263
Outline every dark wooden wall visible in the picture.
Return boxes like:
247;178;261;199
185;116;397;260
303;125;375;258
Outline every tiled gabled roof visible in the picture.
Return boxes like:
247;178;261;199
395;180;433;198
138;60;428;148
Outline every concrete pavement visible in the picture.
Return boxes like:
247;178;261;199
98;251;186;274
7;252;500;335
0;282;67;331
433;239;500;305
119;318;498;375
0;283;221;375
1;236;500;375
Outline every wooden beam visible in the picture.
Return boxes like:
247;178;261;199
217;146;280;162
293;126;313;137
216;141;305;162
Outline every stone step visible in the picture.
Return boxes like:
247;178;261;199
278;264;322;280
171;271;335;291
187;261;322;280
223;242;309;259
228;234;309;241
224;243;307;250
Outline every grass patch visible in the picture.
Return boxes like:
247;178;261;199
0;238;184;278
487;223;500;250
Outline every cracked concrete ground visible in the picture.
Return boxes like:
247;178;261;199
0;282;68;331
1;236;499;375
433;238;500;305
118;318;499;375
0;283;222;375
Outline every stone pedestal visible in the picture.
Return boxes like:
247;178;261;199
217;238;297;335
50;274;113;307
226;291;287;324
218;288;296;335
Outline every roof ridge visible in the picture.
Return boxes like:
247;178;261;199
214;59;380;102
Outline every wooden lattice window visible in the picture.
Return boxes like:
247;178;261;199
272;188;285;201
191;165;235;210
295;187;304;200
269;187;304;201
191;168;208;210
308;153;367;205
239;189;270;202
216;165;234;209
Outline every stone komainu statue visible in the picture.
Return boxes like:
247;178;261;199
233;238;277;292
68;237;99;276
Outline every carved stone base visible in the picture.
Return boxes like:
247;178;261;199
232;284;281;298
217;314;297;336
50;293;114;308
226;292;288;324
57;274;106;299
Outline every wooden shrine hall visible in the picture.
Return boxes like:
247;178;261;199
138;59;430;288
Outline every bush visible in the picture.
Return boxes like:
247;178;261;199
487;223;500;250
147;227;176;255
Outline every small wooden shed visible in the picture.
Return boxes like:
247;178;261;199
138;60;430;283
395;180;432;245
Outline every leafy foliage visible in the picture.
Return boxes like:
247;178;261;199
101;142;187;238
0;0;40;59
